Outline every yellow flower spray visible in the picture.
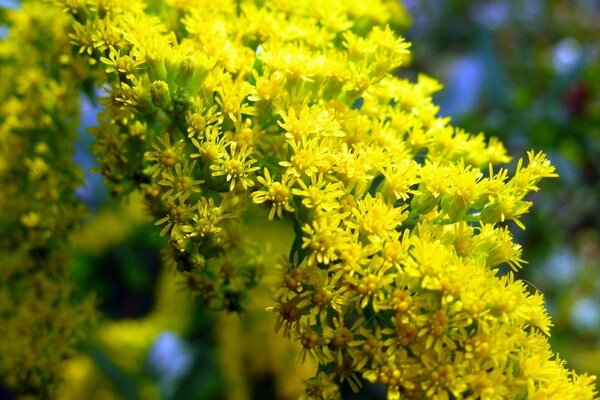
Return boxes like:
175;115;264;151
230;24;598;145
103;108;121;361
1;0;597;398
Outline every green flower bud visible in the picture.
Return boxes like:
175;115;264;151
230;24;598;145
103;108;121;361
150;80;171;109
441;194;469;221
412;191;438;214
171;88;192;117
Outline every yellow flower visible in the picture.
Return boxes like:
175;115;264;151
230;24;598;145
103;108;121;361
181;197;229;239
251;167;295;219
190;125;229;164
301;214;351;266
278;106;318;140
99;46;141;77
215;78;256;123
186;104;222;139
155;197;193;236
291;173;344;212
348;193;408;244
347;256;394;311
210;141;259;191
158;160;204;201
379;159;420;201
144;133;185;178
279;137;330;178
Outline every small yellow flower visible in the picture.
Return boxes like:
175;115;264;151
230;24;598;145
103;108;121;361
144;133;185;178
301;214;350;266
347;194;408;244
251;167;294;219
190;125;228;164
210;141;259;191
99;46;141;77
158;160;204;201
279;137;330;178
186;104;222;139
155;197;193;236
278;107;318;140
291;173;344;212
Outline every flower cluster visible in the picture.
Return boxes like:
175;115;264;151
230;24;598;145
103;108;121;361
59;0;411;312
14;0;597;398
0;3;96;397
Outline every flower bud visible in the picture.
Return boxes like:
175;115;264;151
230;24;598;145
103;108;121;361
412;192;438;214
171;88;192;117
150;80;171;109
441;195;469;221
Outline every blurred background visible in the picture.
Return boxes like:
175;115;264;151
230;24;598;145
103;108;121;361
2;0;598;399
